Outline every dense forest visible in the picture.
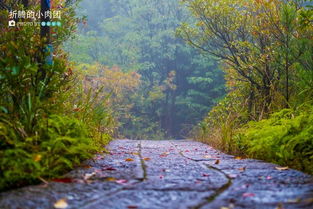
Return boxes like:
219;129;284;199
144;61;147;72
65;0;225;139
0;0;312;192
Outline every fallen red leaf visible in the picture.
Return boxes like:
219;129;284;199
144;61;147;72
243;193;255;197
52;178;73;183
202;173;210;177
102;167;117;171
127;206;138;209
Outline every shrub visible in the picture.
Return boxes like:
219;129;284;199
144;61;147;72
237;107;313;174
0;114;96;191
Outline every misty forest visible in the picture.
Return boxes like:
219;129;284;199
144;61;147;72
0;0;313;205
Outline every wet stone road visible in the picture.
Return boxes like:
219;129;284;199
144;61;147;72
0;140;313;209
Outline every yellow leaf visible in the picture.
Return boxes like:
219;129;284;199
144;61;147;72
275;167;289;171
34;154;42;162
235;157;243;160
106;177;116;181
54;198;68;209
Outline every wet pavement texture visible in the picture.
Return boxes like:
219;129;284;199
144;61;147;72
0;139;312;209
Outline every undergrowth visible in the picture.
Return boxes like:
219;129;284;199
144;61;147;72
237;107;313;174
0;2;114;191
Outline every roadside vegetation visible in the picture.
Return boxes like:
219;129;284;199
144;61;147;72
0;0;119;191
179;0;313;174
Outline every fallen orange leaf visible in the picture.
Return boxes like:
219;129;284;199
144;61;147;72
214;159;220;164
143;157;151;161
106;177;117;181
54;198;68;209
125;158;134;162
235;157;243;160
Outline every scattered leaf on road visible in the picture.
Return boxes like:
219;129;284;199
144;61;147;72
160;152;169;157
54;198;68;209
242;193;255;197
275;166;289;171
214;159;220;164
143;157;151;161
127;206;138;209
116;179;128;184
106;177;117;181
125;158;134;162
202;173;210;177
52;178;73;183
235;157;243;160
84;172;96;181
229;174;237;179
287;198;301;203
102;167;116;171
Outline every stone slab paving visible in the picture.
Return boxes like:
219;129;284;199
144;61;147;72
0;139;312;209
